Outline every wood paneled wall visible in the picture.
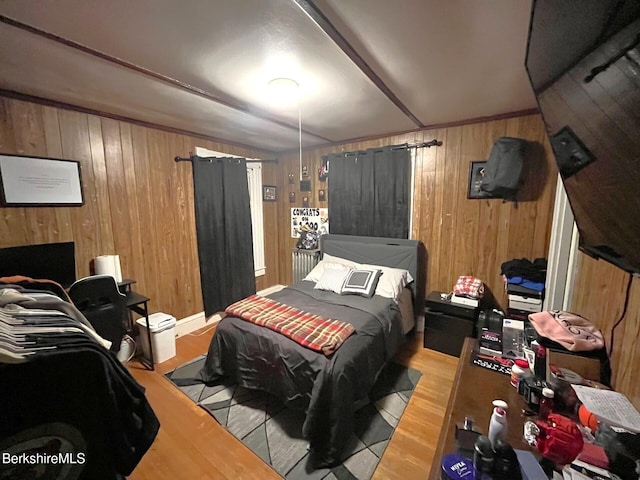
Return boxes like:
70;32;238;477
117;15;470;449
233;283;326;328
2;98;637;404
0;97;280;321
275;113;638;403
569;253;640;408
276;114;557;308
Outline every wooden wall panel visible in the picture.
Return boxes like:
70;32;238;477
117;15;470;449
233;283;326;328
0;97;273;322
2;97;637;403
276;114;557;308
42;106;74;240
569;253;640;408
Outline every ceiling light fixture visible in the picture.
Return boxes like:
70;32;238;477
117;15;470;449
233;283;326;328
268;77;303;181
267;77;299;99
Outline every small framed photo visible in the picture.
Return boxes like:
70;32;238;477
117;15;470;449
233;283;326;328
318;189;326;202
302;195;309;207
467;161;488;199
263;185;277;201
300;180;311;192
289;192;296;203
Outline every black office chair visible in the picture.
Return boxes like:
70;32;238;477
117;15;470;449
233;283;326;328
68;275;127;353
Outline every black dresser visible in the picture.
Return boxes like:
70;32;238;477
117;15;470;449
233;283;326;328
423;291;480;357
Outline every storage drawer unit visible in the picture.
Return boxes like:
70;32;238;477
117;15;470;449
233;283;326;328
424;291;478;320
424;308;476;357
423;291;480;357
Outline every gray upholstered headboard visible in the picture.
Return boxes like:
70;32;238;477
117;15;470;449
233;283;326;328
320;234;427;317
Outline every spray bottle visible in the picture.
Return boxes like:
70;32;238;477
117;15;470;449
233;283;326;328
488;399;508;450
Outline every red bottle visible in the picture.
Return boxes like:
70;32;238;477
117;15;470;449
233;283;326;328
534;345;547;380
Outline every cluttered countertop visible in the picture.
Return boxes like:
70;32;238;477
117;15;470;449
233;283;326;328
426;269;639;480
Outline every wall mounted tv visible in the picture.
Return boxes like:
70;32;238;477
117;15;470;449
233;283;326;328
0;241;76;288
525;0;640;275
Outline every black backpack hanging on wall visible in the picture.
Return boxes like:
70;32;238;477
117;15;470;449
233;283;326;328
480;137;528;200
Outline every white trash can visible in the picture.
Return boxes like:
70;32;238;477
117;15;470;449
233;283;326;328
136;312;177;364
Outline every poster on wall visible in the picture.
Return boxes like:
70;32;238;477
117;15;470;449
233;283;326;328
0;154;84;206
291;208;329;238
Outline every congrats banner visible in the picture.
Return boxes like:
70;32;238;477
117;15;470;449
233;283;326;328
291;208;329;238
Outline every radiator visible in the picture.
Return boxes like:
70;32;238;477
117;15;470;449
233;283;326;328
292;248;321;283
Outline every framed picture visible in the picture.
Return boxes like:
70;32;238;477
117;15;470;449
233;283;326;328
467;161;489;199
263;185;277;201
318;189;326;202
0;154;84;206
289;192;296;203
299;180;311;192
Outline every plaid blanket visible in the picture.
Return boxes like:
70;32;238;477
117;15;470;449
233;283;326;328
225;294;355;356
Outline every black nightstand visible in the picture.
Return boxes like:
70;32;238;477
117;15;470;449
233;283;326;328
423;291;480;357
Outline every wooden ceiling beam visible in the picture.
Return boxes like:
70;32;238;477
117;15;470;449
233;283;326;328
293;0;425;128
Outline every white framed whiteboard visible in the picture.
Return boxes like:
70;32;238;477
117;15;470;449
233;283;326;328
0;154;84;206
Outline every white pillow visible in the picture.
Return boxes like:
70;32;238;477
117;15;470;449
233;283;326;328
303;254;359;283
303;260;325;283
321;253;359;268
306;254;414;301
303;260;347;283
313;264;352;294
361;264;414;301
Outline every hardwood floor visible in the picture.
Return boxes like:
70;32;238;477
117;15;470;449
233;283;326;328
126;327;458;479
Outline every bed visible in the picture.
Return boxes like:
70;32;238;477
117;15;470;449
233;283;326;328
197;234;427;466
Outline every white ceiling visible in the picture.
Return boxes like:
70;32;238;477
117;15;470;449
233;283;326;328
0;0;537;152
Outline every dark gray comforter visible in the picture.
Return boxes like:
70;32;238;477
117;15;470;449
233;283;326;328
197;280;405;466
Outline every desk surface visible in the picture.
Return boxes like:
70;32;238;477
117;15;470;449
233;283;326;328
429;337;534;479
125;290;149;307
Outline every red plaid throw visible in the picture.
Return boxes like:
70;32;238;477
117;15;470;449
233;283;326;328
225;295;355;356
453;276;485;298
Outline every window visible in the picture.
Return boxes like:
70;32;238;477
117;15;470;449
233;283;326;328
195;147;266;276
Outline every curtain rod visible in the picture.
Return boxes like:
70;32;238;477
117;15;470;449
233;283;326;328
321;139;442;159
174;154;278;163
405;139;443;149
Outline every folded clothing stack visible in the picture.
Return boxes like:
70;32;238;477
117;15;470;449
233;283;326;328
501;258;547;316
451;275;485;307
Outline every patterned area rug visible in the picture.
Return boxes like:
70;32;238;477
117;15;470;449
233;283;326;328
165;356;422;480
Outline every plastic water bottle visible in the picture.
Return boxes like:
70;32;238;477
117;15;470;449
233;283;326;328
539;387;555;420
488;399;508;449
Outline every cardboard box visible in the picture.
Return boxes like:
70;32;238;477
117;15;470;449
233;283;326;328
502;319;525;358
450;294;479;308
479;328;502;355
508;294;542;313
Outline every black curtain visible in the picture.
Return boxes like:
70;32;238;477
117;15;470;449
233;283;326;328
192;156;255;317
328;145;410;238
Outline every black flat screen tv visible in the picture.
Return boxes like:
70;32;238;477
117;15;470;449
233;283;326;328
0;241;76;288
525;0;640;275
